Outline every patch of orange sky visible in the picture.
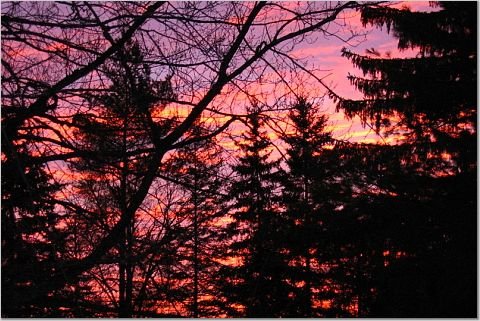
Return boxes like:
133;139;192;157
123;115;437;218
8;4;439;313
189;1;437;158
7;2;437;166
287;1;436;143
5;3;439;231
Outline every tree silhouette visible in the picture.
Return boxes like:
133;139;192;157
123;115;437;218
219;109;290;317
2;4;366;309
68;41;175;317
3;1;475;317
335;2;477;317
161;125;227;318
336;2;476;161
1;146;64;316
280;97;333;316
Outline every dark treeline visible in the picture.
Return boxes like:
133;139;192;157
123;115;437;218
1;1;476;318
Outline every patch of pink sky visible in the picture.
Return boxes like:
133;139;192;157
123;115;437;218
288;1;438;144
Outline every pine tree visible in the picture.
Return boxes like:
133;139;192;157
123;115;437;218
336;2;476;166
335;2;477;316
1;145;64;316
219;109;290;317
162;125;227;318
69;41;175;317
281;97;347;317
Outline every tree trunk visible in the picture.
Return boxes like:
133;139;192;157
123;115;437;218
192;166;199;318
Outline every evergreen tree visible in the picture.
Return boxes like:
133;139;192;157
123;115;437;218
1;144;65;316
325;140;476;317
282;98;328;317
162;126;227;318
336;2;476;165
281;97;352;317
69;41;175;317
219;110;290;317
335;2;477;316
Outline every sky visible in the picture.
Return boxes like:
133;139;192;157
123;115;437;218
208;1;440;158
3;2;467;317
289;1;437;144
197;1;441;162
2;1;440;178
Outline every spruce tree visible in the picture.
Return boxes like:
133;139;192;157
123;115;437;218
1;146;65;316
281;97;347;317
219;110;290;317
69;41;175;317
335;2;476;316
162;125;227;318
336;2;476;164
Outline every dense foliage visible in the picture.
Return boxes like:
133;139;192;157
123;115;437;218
335;2;477;316
1;1;476;318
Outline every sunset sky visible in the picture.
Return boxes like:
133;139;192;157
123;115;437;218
287;1;438;144
4;1;474;318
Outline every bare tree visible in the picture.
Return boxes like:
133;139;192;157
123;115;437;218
2;1;367;316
